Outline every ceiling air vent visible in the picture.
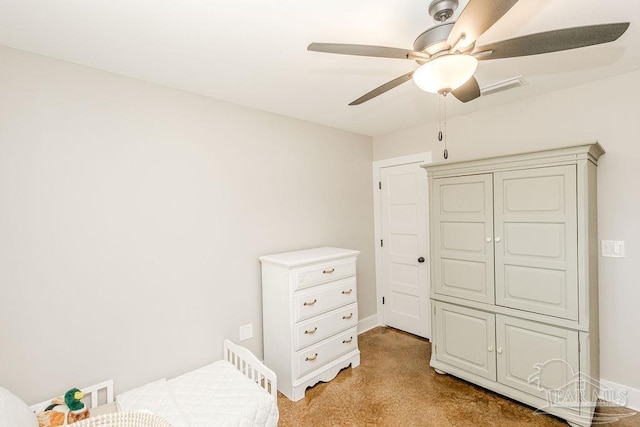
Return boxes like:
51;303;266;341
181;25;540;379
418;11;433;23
480;76;526;96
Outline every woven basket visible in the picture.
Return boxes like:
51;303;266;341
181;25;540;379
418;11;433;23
67;412;173;427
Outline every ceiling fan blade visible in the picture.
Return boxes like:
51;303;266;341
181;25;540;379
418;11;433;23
447;0;520;48
349;72;414;105
308;43;425;60
474;22;630;60
451;76;481;103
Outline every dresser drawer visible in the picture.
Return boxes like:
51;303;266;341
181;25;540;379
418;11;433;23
294;303;358;350
294;277;357;322
293;257;356;290
295;327;358;379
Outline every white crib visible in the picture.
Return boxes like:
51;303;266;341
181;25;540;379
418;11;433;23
29;340;278;427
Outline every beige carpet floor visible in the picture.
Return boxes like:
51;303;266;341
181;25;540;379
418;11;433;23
277;327;639;426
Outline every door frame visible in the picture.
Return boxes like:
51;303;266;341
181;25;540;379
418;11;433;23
372;152;433;331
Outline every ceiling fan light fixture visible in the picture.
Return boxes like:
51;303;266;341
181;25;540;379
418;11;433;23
412;54;478;94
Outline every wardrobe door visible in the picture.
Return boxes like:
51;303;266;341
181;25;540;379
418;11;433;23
494;166;578;320
496;315;579;401
435;302;496;380
431;174;495;304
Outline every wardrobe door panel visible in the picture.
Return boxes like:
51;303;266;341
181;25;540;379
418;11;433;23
496;315;579;401
435;302;496;380
494;166;578;320
431;174;495;304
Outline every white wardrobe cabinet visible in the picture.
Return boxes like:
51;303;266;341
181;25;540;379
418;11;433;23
260;247;361;402
424;143;603;427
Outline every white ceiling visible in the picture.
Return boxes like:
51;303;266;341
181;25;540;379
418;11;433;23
1;0;639;136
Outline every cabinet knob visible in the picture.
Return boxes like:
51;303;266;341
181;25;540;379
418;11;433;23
343;337;353;344
488;345;494;352
303;299;317;306
305;353;318;362
342;289;353;295
418;257;425;263
304;327;318;335
486;237;492;243
495;237;502;243
497;347;503;354
323;268;335;274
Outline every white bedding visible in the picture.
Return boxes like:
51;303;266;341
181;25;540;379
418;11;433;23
116;379;189;427
116;361;278;427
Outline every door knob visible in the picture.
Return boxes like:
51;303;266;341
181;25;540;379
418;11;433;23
418;257;425;263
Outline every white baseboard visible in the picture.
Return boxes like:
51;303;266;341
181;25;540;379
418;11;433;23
600;378;640;411
357;314;381;335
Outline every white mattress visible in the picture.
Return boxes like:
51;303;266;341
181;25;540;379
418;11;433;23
116;361;278;427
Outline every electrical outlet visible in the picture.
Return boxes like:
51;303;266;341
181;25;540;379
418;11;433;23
601;240;625;258
239;323;253;341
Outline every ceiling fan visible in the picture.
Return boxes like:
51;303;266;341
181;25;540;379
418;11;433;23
307;0;630;105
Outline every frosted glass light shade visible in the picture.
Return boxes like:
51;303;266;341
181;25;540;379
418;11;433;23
413;54;478;93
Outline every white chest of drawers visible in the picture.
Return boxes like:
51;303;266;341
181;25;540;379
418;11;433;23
260;247;361;401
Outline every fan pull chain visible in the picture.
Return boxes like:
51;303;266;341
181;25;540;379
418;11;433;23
443;93;448;159
438;95;443;142
437;93;449;159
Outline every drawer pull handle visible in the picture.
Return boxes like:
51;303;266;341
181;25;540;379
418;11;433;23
342;289;353;295
323;268;335;274
305;353;318;362
303;299;317;306
304;327;318;335
343;313;353;320
343;337;353;344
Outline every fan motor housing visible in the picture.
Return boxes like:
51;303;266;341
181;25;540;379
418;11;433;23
413;22;454;54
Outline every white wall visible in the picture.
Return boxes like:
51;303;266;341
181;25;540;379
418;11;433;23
373;69;640;396
0;46;375;404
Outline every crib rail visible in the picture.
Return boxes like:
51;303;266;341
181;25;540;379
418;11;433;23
29;379;114;413
223;339;277;399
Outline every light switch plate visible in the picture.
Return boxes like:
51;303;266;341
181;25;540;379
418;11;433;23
239;323;253;341
601;240;625;258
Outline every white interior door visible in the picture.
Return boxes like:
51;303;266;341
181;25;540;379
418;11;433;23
380;162;430;338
